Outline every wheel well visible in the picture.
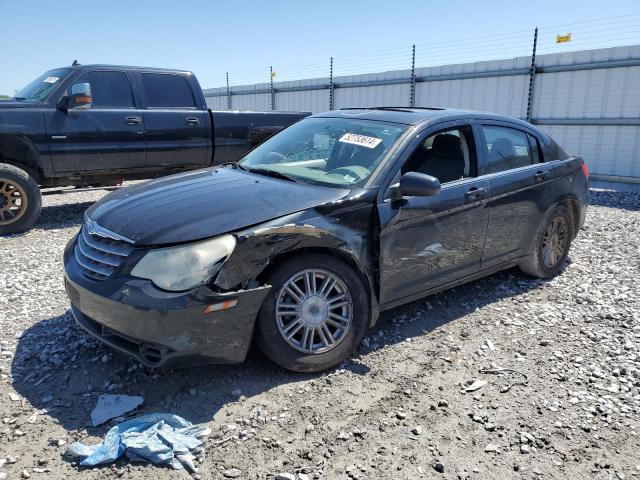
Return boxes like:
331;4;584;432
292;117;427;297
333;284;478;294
561;198;580;239
0;135;43;183
257;246;376;307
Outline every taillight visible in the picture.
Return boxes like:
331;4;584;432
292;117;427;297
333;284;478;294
581;161;589;179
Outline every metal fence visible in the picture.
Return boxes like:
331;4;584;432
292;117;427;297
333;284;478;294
203;14;640;186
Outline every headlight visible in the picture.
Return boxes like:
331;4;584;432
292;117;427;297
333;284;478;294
131;234;236;292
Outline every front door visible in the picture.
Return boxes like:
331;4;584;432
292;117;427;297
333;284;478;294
46;70;146;173
378;123;490;306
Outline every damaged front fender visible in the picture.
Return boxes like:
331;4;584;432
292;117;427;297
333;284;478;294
213;198;381;326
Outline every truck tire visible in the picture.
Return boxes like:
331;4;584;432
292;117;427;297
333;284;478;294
519;204;573;278
0;163;42;235
256;253;369;372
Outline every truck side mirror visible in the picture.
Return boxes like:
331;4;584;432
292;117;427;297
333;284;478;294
69;83;92;109
56;95;70;111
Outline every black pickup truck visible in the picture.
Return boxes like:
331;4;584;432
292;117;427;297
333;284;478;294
0;64;309;234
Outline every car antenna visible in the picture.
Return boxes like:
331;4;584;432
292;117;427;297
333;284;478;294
72;59;79;66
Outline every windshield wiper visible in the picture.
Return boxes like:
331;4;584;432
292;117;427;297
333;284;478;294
245;167;302;183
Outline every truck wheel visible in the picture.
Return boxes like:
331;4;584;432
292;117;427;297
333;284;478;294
256;253;369;372
519;204;573;278
0;163;42;235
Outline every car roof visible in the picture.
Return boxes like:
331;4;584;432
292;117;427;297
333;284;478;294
63;64;192;75
312;107;535;130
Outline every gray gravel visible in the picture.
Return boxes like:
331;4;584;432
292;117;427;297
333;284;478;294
0;187;639;479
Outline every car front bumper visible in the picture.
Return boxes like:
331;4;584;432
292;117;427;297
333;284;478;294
63;245;270;368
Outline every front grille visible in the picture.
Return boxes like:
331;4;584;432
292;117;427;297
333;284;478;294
74;223;135;280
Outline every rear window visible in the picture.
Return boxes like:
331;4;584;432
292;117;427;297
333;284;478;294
481;125;534;174
141;73;196;108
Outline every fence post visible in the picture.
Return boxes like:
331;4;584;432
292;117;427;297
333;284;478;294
526;27;538;123
409;44;416;107
270;66;275;111
329;57;334;110
225;72;231;110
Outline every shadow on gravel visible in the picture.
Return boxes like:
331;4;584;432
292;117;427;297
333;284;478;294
10;264;549;436
34;201;96;230
10;310;369;433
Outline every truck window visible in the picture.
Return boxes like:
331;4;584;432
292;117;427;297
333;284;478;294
72;71;134;108
141;73;196;108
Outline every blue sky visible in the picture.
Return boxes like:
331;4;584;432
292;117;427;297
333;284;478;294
1;0;639;95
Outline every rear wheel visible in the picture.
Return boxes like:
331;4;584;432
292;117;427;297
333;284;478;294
519;204;572;278
256;254;369;372
0;163;41;235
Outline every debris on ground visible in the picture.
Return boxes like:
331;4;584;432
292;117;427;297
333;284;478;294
66;413;210;471
90;394;144;426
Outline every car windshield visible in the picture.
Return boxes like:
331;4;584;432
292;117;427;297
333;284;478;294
14;68;72;101
239;117;407;187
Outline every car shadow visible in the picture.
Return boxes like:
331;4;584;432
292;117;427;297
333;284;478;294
10;262;553;437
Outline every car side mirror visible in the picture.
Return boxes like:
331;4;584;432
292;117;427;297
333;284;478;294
398;171;441;197
69;82;92;109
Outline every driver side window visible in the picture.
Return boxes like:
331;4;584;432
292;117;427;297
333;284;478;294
402;127;476;184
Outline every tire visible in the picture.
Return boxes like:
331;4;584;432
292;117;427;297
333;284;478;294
519;204;573;278
0;163;42;235
256;253;370;372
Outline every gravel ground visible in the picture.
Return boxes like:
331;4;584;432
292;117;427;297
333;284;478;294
0;187;639;480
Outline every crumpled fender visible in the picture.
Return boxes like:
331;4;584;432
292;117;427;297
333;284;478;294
213;192;381;325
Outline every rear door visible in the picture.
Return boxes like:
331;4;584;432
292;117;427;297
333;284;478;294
46;70;145;173
477;122;555;268
377;121;490;306
140;72;209;167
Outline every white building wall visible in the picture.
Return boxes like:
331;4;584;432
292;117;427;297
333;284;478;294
204;45;640;181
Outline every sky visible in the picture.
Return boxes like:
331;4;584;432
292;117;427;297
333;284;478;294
1;0;639;96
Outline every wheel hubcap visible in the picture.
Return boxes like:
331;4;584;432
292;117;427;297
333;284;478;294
0;178;28;226
276;269;353;354
541;216;569;267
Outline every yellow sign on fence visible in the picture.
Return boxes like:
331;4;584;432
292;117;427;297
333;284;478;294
556;33;572;43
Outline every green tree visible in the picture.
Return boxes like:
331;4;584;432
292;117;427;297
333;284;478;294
0;95;10;99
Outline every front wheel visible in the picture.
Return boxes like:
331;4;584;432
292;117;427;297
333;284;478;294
256;253;370;372
0;163;42;235
519;204;573;278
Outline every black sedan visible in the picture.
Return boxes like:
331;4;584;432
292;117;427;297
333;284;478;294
63;107;588;372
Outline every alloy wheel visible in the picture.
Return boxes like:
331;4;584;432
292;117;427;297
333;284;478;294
0;178;28;226
541;215;569;267
275;268;353;354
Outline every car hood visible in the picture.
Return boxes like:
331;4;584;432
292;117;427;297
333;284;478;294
86;167;351;245
0;100;39;108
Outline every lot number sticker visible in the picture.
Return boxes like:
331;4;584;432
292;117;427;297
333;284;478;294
339;133;382;149
43;76;60;83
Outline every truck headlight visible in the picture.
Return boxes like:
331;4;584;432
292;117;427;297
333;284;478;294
131;234;236;292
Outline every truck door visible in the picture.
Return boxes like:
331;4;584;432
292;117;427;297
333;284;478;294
140;73;209;167
45;70;146;173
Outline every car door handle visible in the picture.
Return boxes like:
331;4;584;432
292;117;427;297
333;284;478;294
126;116;142;125
535;171;551;182
464;187;487;201
186;117;200;126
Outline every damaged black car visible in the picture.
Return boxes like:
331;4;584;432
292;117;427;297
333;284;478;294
63;107;588;372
